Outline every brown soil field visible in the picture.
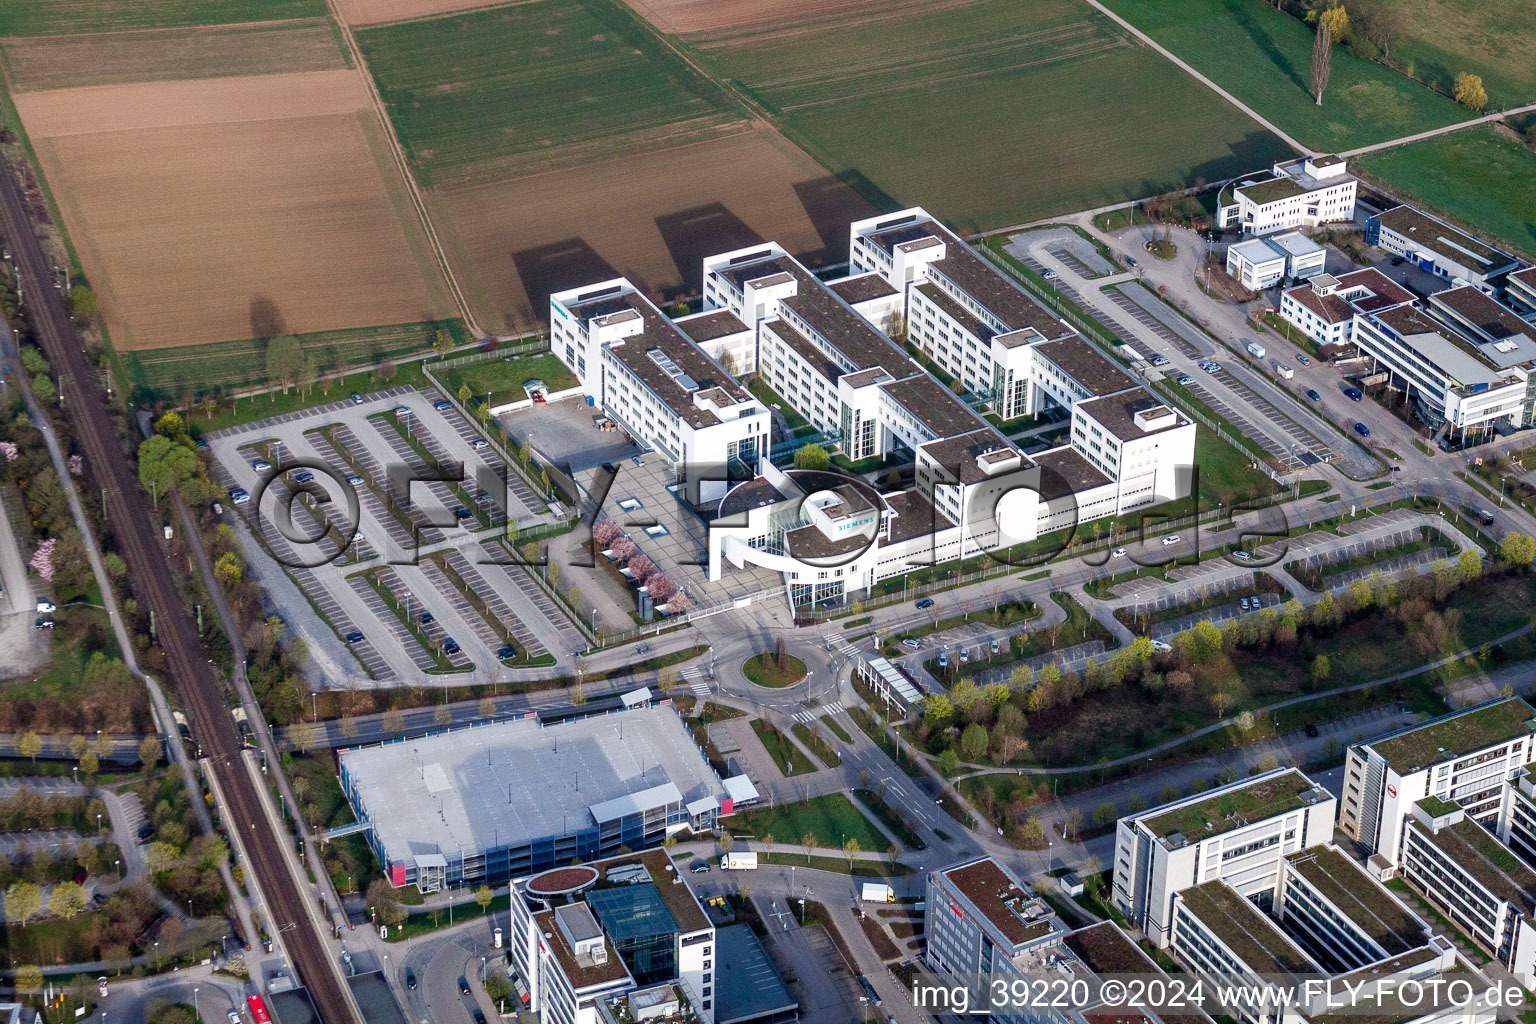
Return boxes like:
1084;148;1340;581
621;0;884;35
428;122;873;332
19;72;453;351
12;68;370;136
332;0;517;27
0;19;347;92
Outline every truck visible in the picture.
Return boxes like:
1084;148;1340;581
1246;341;1266;359
721;851;758;870
861;883;896;903
1274;363;1294;379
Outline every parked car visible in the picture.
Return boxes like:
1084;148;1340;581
347;474;364;485
1354;421;1371;436
690;860;710;873
293;470;315;483
1177;375;1195;386
1203;362;1220;373
1296;355;1311;366
473;1011;487;1024
433;399;453;411
1111;547;1126;558
443;638;461;655
1149;354;1168;366
1305;723;1320;738
394;405;412;416
35;600;56;613
1042;269;1058;280
454;506;474;520
1345;386;1364;401
459;977;471;996
227;1011;241;1024
915;597;934;609
345;630;365;644
471;438;489;450
252;459;271;471
350;392;364;404
211;502;223;517
137;822;155;841
1232;549;1251;561
419;611;434;624
1306;389;1322;401
405;970;417;989
230;488;250;505
1390;255;1405;266
990;637;1000;654
901;638;921;650
1160;533;1180;546
497;644;517;660
1125;255;1138;266
1149;639;1172;653
34;617;53;630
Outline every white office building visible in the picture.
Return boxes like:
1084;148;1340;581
1339;697;1536;867
1226;233;1326;290
1217;155;1357;235
1279;268;1415;349
1366;206;1520;294
1113;768;1335;947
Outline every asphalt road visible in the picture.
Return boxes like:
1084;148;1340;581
0;149;358;1023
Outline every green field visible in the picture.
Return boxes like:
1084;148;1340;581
0;0;325;36
1358;127;1536;260
688;0;1292;231
434;353;578;409
1373;0;1536;110
357;0;741;186
123;319;468;402
723;793;888;852
1097;0;1472;152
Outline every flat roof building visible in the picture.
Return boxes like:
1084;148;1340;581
1280;268;1415;348
1218;155;1357;236
340;704;727;890
1366;206;1519;294
1114;768;1335;947
1340;697;1536;865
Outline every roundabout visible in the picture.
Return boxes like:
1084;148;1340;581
742;651;808;688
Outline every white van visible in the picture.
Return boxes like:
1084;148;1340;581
1275;363;1294;379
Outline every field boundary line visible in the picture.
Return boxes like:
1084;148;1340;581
320;2;482;338
1337;101;1536;158
1075;0;1312;155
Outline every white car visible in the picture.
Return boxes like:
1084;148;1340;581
1110;547;1126;558
901;638;921;650
394;405;412;416
35;600;55;614
1160;534;1181;546
471;439;489;450
1149;639;1172;653
252;459;271;472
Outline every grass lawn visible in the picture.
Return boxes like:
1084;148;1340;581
357;0;738;187
433;353;578;410
0;0;323;35
742;653;807;687
690;0;1290;232
750;720;816;777
1098;0;1471;151
791;723;842;769
1192;426;1283;507
1358;127;1536;260
187;360;434;436
387;892;511;942
1373;0;1536;111
758;851;911;877
125;320;467;404
748;377;809;432
723;793;887;852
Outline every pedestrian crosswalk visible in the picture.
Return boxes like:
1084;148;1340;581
793;701;845;724
689;682;712;698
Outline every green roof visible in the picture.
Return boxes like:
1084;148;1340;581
1237;176;1308;205
1409;817;1536;914
1286;847;1425;954
1370;698;1536;774
1177;882;1315;979
1143;770;1319;842
1416;795;1459;817
1312;963;1474;1024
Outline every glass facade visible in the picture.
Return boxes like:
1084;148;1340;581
586;884;680;986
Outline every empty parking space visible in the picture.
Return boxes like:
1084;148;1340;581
1101;285;1204;358
346;571;441;673
472;541;586;653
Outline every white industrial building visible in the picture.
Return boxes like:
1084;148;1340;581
1225;232;1327;290
1366;205;1520;294
1217;155;1357;235
1113;768;1335;947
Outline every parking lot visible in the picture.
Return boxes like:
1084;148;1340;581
500;395;640;474
205;386;579;686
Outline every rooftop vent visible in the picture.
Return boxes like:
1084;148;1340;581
648;348;699;392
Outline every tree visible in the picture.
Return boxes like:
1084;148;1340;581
1093;801;1116;827
719;831;734;854
50;880;87;920
434;703;452;726
1354;0;1405;59
842;836;860;866
1458;549;1482;581
16;732;41;762
93;731;114;759
376;357;398;385
6;881;40;926
792;442;830;471
30;372;55;403
1062;808;1085;841
1311;653;1331;683
1128;794;1148;813
474;885;494;912
1160;783;1180;803
1501;532;1536;567
923;693;954;726
366;878;407;928
339;716;359;740
1454;72;1487;111
479;697;497;719
139;735;162;770
800;832;815;860
13;966;41;998
79;750;99;776
288;719;317;752
570;685;586;706
1312;17;1334;105
298;352;319;397
1314;4;1349;43
938;748;960;775
265;335;303;395
433;328;457;358
104;551;127;582
382;708;405;735
213;551;244;586
137;435;195;503
959;723;989;763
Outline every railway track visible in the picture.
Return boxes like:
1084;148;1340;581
0;151;358;1023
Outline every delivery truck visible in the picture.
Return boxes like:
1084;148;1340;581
861;883;896;903
721;851;758;870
